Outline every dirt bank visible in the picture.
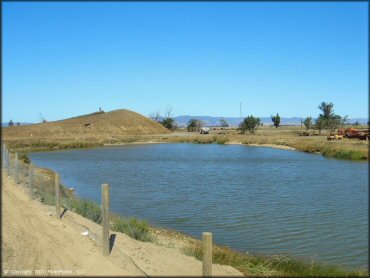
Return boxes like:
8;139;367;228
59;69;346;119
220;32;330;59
1;172;242;276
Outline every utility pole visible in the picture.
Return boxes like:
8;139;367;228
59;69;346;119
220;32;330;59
240;102;242;119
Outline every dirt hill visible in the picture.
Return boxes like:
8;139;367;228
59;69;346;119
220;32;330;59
3;109;170;139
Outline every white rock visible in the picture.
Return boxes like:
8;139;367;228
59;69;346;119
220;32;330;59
81;230;89;236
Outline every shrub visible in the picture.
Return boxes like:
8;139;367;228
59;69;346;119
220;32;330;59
111;217;152;242
183;243;362;276
187;119;203;132
70;198;102;224
239;115;261;134
39;192;55;206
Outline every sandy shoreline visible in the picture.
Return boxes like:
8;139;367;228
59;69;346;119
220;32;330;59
103;141;165;146
246;143;296;150
104;140;297;151
1;171;242;276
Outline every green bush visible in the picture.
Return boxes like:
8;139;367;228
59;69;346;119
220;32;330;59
183;244;363;276
39;192;55;206
70;198;102;224
111;217;152;242
333;150;365;160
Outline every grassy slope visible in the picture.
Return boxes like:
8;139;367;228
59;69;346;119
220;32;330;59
3;109;170;139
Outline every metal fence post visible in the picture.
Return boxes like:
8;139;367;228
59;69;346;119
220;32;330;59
55;173;60;219
102;183;110;256
15;152;19;184
202;232;213;277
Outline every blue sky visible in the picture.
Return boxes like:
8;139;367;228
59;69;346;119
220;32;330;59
3;2;368;122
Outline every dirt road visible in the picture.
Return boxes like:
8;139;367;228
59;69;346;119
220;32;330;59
1;172;242;276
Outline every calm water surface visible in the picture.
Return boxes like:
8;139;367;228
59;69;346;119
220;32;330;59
30;144;368;270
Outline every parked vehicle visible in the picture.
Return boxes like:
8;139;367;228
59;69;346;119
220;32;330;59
327;132;343;141
200;127;210;134
298;131;310;136
343;128;369;140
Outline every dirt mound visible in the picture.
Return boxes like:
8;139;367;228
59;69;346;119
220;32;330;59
3;109;170;139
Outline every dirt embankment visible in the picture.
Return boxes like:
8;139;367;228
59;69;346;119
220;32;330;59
1;172;242;276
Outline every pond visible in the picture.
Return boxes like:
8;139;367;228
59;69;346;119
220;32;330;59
30;143;368;270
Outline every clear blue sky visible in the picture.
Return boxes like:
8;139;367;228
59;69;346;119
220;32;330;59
3;2;368;122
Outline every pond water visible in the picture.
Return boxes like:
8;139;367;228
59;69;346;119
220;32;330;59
30;143;368;270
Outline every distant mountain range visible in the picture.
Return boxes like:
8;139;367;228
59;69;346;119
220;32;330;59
171;116;369;127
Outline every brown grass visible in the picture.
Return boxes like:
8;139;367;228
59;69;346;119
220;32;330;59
3;122;368;160
3;109;170;139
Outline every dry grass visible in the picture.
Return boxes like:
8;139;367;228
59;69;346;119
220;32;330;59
3;125;368;160
3;109;170;139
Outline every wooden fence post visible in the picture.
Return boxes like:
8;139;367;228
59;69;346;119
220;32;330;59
202;232;213;277
102;183;110;256
15;152;19;184
29;164;34;194
6;149;10;177
2;142;5;170
55;173;60;219
4;145;9;176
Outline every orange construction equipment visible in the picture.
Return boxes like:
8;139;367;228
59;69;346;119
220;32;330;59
342;128;369;140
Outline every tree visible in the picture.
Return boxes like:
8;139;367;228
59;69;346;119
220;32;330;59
318;102;335;119
16;122;21;126
149;107;176;131
340;115;348;127
219;118;229;127
163;106;173;119
161;117;176;130
187;119;203;132
353;121;360;127
315;102;342;131
303;117;312;131
149;110;161;122
239;115;261;134
8;120;14;126
160;106;176;131
271;113;281;128
314;118;325;134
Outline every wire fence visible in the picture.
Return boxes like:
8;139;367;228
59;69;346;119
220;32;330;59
2;142;74;209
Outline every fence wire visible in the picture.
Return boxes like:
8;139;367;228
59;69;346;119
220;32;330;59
2;143;74;209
